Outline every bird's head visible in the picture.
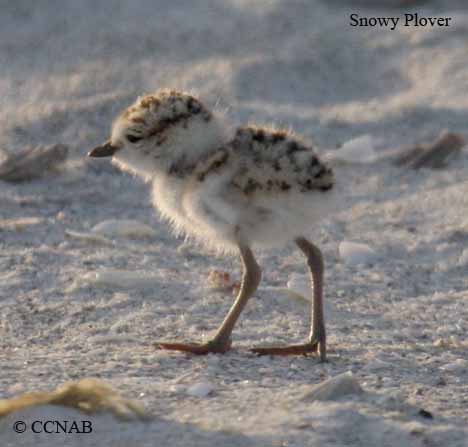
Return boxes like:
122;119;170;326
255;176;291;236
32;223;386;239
89;89;229;179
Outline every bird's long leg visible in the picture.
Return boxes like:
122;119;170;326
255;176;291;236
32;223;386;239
251;237;326;361
157;243;261;355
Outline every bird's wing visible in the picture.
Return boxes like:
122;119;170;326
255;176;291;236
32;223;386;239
225;126;334;197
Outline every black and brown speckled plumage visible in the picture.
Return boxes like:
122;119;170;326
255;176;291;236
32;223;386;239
124;90;212;124
120;90;213;152
193;125;334;198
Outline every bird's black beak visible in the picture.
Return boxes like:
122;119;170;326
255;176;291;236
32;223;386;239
88;141;119;158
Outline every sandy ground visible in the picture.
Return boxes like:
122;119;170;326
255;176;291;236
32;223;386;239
1;1;468;446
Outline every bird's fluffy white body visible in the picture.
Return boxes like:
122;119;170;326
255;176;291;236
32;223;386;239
107;90;338;253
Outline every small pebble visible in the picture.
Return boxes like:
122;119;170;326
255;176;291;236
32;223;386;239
362;358;392;372
331;134;380;164
339;241;378;266
206;270;239;293
301;371;363;402
92;219;156;238
418;409;433;419
186;382;215;398
56;211;66;221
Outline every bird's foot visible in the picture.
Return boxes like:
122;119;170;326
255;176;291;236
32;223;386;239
251;337;326;361
155;339;231;355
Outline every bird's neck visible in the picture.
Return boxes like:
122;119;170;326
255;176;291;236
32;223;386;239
164;111;234;178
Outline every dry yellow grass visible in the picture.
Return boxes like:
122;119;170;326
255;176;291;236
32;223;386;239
0;378;149;421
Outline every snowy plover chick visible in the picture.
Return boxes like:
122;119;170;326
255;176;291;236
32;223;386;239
89;89;336;360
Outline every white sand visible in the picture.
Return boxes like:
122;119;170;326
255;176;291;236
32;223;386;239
1;1;468;446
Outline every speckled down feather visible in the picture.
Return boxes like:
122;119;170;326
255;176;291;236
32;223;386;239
199;126;335;196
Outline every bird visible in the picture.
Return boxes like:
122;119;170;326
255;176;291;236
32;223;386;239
88;89;337;360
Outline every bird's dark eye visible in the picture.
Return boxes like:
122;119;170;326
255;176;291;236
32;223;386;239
127;134;143;143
